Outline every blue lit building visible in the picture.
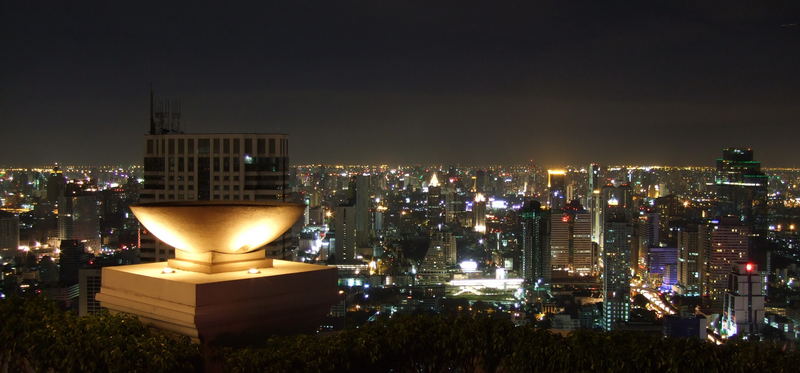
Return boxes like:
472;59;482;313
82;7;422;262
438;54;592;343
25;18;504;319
647;246;678;292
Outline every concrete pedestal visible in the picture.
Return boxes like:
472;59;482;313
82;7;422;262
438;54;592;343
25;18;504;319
96;260;338;341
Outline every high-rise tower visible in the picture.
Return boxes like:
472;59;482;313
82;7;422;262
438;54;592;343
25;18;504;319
550;201;593;278
713;148;767;225
427;172;444;229
547;170;567;212
140;133;291;261
602;208;633;331
707;217;751;310
521;200;550;287
473;193;487;233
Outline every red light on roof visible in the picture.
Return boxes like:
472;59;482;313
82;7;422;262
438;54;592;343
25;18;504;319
746;263;754;272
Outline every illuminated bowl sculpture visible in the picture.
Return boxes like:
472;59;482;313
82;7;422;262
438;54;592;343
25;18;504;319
99;199;337;341
130;201;304;273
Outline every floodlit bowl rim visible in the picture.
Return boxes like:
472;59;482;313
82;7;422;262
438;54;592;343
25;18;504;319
131;201;305;208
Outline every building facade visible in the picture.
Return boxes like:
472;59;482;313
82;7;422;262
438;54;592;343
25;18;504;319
707;218;751;309
602;209;633;331
0;211;19;251
521;200;550;287
140;133;291;262
550;207;593;277
721;263;765;339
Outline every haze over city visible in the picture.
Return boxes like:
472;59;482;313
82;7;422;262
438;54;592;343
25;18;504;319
2;1;799;166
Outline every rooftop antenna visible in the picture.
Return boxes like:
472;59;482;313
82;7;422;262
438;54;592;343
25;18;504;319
149;84;155;135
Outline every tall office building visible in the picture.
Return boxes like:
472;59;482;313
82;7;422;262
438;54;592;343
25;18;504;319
430;231;458;266
474;170;487;193
602;209;633;331
473;193;487;233
354;175;372;248
521;200;550;287
46;167;66;205
59;239;87;286
721;263;765;338
598;183;634;252
418;238;450;285
707;218;751;308
547;170;567;212
427;173;444;229
677;224;709;296
549;202;593;277
58;182;101;253
140;132;290;261
588;164;602;243
0;211;19;251
333;204;357;263
419;231;457;284
713;148;767;224
634;212;660;275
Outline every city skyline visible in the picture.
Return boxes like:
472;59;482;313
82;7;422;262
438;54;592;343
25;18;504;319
5;2;800;368
2;2;799;166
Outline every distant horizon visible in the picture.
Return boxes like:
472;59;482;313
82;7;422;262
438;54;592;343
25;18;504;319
3;2;799;168
3;159;800;171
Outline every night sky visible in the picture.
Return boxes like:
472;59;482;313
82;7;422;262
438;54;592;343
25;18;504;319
2;1;799;167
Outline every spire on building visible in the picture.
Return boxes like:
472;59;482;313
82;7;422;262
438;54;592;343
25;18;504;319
429;172;440;188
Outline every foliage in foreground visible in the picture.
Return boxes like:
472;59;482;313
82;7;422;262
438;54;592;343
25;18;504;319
0;297;200;372
222;314;800;373
2;297;800;373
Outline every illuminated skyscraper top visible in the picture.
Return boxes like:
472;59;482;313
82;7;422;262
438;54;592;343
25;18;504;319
715;148;765;187
429;172;440;188
548;170;567;212
714;147;767;223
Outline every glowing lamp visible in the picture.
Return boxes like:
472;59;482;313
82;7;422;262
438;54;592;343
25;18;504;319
460;260;478;271
745;263;754;272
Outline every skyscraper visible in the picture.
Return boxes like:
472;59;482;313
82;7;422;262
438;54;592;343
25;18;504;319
473;193;487;233
549;202;593;277
427;172;444;229
0;211;19;251
58;181;101;253
333;204;357;263
521;200;550;287
547;170;567;212
587;164;603;247
354;174;372;248
140;132;290;261
602;209;633;331
46;167;65;205
677;224;709;296
721;263;765;339
598;183;634;252
714;148;767;224
430;230;458;266
707;217;751;309
418;231;457;284
58;239;87;286
474;169;487;193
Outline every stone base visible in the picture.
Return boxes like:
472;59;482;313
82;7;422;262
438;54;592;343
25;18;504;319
96;260;338;341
